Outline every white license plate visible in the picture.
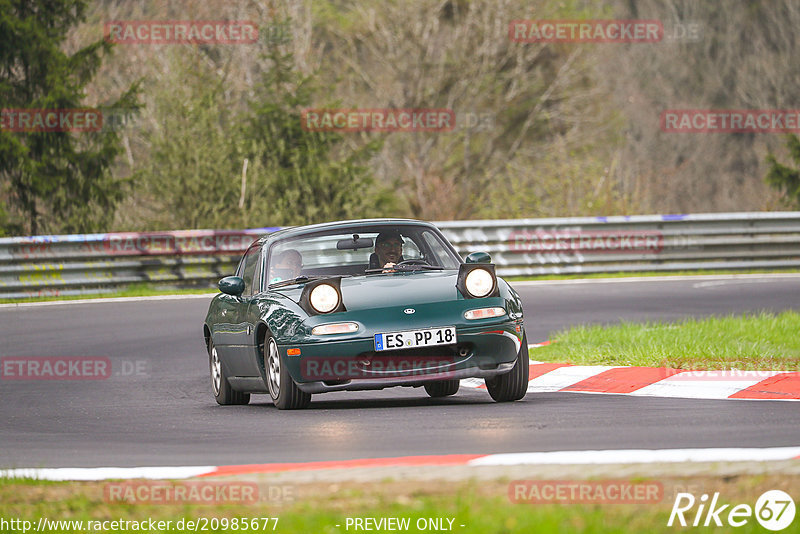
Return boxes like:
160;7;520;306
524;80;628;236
374;327;456;351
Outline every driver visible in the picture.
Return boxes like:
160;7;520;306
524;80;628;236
269;249;303;283
369;230;404;270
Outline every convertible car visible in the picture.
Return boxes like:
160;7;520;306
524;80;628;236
202;219;529;409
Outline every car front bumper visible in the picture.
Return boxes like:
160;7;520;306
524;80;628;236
295;360;517;393
280;320;523;393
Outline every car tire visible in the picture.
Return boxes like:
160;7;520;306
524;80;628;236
209;339;250;405
424;379;460;397
485;331;529;402
265;336;311;410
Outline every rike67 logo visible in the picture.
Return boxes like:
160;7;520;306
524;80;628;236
668;490;795;531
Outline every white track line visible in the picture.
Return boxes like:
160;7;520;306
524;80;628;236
5;273;800;308
4;447;799;481
0;293;216;308
0;466;215;481
468;447;800;466
510;273;800;286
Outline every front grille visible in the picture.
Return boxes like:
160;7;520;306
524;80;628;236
358;343;472;361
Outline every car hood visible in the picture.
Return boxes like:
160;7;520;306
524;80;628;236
274;270;462;311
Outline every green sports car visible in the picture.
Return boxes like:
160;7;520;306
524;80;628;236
202;219;529;409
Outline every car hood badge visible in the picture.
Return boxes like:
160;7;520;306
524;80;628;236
403;308;415;314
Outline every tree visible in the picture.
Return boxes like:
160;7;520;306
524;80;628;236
310;0;620;220
0;200;10;236
242;51;394;227
601;0;796;213
137;48;394;230
134;51;243;230
765;135;800;208
0;0;138;236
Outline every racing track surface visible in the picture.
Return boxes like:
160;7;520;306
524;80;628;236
1;275;799;468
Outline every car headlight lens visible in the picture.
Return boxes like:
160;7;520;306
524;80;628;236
464;307;506;320
311;322;359;335
465;268;494;298
309;284;340;313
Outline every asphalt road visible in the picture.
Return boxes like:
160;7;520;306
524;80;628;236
1;275;799;468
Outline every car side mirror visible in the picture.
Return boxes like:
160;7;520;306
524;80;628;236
219;276;245;297
465;251;492;264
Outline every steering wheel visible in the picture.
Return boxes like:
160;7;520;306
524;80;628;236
394;259;431;267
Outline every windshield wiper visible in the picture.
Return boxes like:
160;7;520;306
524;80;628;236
268;274;353;289
268;275;318;289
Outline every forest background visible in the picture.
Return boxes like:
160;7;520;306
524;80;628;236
2;0;799;236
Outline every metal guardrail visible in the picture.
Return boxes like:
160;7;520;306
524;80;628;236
0;229;276;299
1;212;799;299
436;211;800;277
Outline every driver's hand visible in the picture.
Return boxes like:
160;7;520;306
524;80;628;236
382;262;396;273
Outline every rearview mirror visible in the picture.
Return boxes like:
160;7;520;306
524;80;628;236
336;235;375;250
465;251;492;264
218;276;245;297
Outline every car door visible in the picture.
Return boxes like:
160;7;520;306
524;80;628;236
239;245;268;378
225;242;263;376
210;248;254;347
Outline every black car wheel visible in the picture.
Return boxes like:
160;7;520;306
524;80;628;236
209;339;250;405
424;379;460;397
485;331;529;402
265;336;311;410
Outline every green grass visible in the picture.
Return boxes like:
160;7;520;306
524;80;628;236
532;311;800;371
1;475;793;533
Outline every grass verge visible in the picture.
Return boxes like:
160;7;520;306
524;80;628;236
531;311;800;371
1;474;796;533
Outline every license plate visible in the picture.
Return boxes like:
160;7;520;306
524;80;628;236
374;326;456;352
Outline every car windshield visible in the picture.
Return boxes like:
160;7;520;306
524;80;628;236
266;224;461;284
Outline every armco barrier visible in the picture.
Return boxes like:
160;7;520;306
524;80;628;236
0;229;276;299
0;212;799;299
435;211;800;277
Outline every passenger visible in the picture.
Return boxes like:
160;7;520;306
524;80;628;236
269;249;303;283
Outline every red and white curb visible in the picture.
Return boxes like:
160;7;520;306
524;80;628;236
3;447;799;481
461;356;800;401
